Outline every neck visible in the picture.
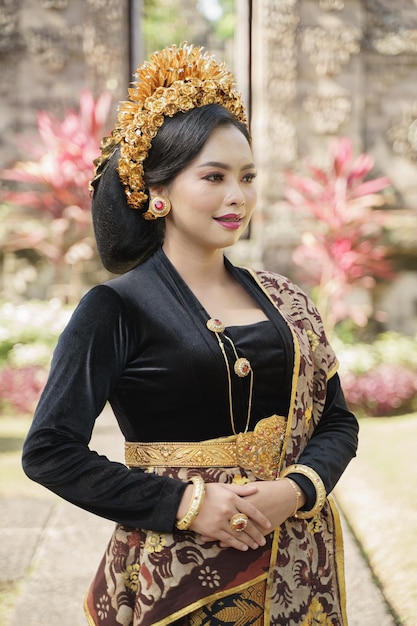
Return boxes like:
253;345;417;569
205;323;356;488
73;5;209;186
162;241;229;288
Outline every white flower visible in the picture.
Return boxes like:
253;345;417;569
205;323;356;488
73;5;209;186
96;594;110;620
198;565;221;588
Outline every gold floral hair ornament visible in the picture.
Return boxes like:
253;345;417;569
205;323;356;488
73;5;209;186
90;43;248;218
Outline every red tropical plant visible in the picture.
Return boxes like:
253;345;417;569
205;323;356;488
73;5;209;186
1;90;111;217
0;90;112;296
0;366;47;415
342;363;417;416
285;137;394;330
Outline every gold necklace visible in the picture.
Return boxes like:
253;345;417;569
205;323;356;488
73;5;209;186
206;318;254;435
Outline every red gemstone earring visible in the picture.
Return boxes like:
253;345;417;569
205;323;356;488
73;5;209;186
143;196;171;220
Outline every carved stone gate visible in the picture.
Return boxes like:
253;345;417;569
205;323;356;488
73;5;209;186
1;0;417;331
242;0;417;334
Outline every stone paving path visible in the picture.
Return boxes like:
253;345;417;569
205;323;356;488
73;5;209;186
1;408;398;626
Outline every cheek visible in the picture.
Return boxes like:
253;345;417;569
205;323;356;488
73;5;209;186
193;189;219;211
246;187;257;207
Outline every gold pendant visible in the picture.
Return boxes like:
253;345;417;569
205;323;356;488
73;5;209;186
234;357;251;377
206;318;226;333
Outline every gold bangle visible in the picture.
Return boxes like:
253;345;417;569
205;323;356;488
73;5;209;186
280;464;326;519
283;477;302;517
175;475;205;530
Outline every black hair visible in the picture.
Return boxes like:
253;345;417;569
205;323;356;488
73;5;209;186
92;104;250;273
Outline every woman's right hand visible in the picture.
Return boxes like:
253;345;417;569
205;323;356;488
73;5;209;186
177;482;272;551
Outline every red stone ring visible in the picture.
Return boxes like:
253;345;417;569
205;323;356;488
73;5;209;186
229;513;249;532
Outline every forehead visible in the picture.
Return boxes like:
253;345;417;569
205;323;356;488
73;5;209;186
196;125;253;163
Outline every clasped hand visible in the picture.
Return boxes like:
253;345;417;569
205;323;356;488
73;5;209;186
182;480;300;552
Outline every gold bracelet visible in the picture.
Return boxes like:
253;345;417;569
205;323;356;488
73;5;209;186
283;477;302;517
280;464;326;519
175;475;205;530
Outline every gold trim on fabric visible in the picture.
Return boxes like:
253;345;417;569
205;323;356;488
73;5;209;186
151;573;268;626
264;527;281;626
244;268;299;473
328;362;339;380
125;438;238;467
329;497;349;626
281;324;301;470
83;595;96;626
125;414;287;480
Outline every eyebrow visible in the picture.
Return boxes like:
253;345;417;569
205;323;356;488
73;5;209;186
197;161;256;171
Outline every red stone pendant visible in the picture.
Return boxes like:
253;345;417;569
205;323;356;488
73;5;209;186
234;357;251;378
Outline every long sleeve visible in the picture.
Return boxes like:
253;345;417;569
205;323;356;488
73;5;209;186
22;285;187;532
287;373;359;510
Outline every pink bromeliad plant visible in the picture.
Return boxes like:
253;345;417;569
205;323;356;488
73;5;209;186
0;90;112;295
285;137;394;331
2;90;111;216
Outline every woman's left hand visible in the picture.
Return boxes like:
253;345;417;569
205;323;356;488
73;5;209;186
199;478;306;547
245;478;306;530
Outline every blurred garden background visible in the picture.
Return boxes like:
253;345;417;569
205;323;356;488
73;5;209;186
1;1;417;625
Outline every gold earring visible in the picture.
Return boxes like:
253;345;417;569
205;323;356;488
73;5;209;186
143;196;171;220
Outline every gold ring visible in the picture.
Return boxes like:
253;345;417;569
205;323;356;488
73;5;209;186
229;513;248;532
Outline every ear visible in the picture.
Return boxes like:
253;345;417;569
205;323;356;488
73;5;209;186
148;185;168;199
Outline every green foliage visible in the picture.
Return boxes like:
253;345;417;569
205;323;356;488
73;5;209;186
0;300;72;416
212;0;236;40
0;300;71;368
142;0;235;57
143;0;185;53
214;12;235;40
333;331;417;416
333;331;417;376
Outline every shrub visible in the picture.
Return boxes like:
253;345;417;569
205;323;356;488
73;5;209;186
334;332;417;416
0;366;47;416
0;300;71;415
341;364;417;416
285;137;393;331
1;90;111;218
0;91;111;301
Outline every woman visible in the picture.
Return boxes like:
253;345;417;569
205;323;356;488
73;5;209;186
22;44;358;626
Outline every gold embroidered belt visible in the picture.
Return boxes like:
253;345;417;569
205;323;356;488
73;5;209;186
125;414;287;481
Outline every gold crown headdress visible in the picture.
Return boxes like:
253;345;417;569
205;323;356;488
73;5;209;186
90;43;247;219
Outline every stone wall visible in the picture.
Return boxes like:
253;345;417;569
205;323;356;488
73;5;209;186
0;0;130;168
2;0;417;331
245;0;417;334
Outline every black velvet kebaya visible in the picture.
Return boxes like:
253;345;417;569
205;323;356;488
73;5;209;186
23;248;357;532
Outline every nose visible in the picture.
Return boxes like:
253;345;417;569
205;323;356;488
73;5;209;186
225;180;246;207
